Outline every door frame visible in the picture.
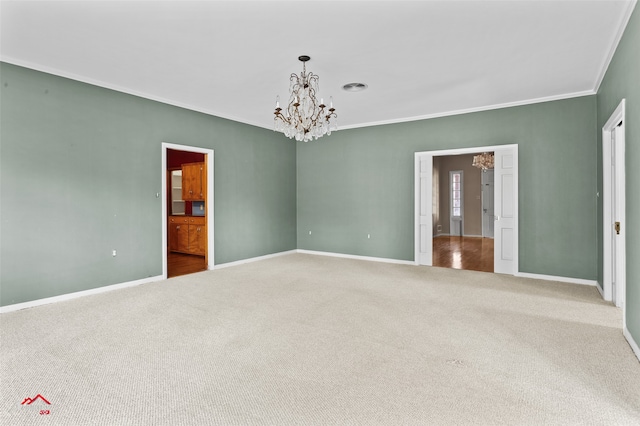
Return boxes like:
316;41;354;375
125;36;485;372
161;142;215;278
414;144;519;273
602;99;626;314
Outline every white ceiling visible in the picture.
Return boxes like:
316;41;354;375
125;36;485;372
1;1;636;130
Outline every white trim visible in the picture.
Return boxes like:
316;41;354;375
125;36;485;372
215;250;297;269
414;153;432;265
297;249;415;266
515;272;598;287
593;0;638;92
417;144;515;159
623;327;640;363
0;250;293;313
1;56;596;132
0;56;268;130
339;91;595;131
162;143;215;278
0;275;163;314
596;282;605;298
601;99;625;311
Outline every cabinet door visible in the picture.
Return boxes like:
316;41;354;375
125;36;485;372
182;163;204;201
169;223;186;252
189;224;206;255
196;225;207;255
192;163;203;200
181;164;195;200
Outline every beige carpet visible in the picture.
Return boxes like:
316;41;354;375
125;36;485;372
1;253;639;425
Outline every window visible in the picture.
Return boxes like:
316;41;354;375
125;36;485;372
450;170;463;218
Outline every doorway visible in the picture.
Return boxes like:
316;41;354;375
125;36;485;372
602;99;626;317
431;154;493;273
415;144;518;275
161;143;215;279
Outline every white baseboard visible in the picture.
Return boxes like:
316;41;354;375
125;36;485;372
214;250;297;269
596;281;604;297
0;252;608;316
0;275;163;314
515;272;597;287
1;250;298;314
296;249;415;266
623;327;640;363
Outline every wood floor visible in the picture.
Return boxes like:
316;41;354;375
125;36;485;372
432;236;494;273
167;252;207;278
168;237;493;277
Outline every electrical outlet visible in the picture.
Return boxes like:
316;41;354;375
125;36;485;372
309;231;312;235
367;234;371;239
112;250;117;257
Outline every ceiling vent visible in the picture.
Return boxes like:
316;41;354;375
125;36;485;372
342;82;368;92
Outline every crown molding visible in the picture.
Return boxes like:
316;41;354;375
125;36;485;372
337;90;596;131
1;56;596;133
0;56;268;130
593;0;637;92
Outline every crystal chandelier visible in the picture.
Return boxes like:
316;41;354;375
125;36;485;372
472;152;495;170
274;55;337;142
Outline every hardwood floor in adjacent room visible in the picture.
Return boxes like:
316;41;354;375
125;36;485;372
168;252;207;278
432;236;494;273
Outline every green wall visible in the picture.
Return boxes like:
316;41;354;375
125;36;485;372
2;28;633;332
297;95;598;280
0;63;297;306
597;6;640;343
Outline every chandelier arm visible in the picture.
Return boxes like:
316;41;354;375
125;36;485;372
310;104;325;124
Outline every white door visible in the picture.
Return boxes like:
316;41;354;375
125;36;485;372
610;124;626;308
417;154;433;265
481;169;495;238
493;148;518;275
602;99;626;311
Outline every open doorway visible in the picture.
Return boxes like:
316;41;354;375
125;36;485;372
415;144;518;275
167;149;206;277
431;153;494;272
161;143;215;279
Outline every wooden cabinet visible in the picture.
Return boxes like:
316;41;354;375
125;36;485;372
189;221;207;255
169;218;188;253
169;216;206;256
182;162;205;201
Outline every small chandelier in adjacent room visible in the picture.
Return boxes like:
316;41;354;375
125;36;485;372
274;55;337;142
472;152;495;170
